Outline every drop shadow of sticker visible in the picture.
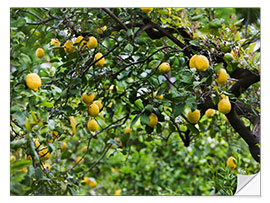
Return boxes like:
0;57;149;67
234;172;260;196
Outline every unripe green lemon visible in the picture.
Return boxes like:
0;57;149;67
187;109;201;123
224;53;234;62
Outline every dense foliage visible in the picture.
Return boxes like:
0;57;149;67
10;8;260;196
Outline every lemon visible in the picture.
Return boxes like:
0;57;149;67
89;178;97;188
82;146;88;153
226;156;237;170
153;91;163;99
224;53;234;62
230;49;238;58
195;55;209;71
88;103;100;117
36;48;44;58
87;119;99;131
218;95;231;114
205;109;215;118
25;73;42;91
141;8;153;13
147;113;158;128
10;155;16;162
189;54;198;68
81;177;90;184
93;100;103;110
18;168;28;173
225;116;229;124
61;142;67;151
187;109;201;123
69;116;77;135
75;156;84;164
95;52;105;67
38;147;50;161
82;92;96;105
50;38;60;47
33;138;40;148
42;163;51;170
216;68;228;86
158;62;170;74
97;26;107;34
115;189;122;196
74;35;87;48
64;40;75;53
87;36;98;49
124;128;132;134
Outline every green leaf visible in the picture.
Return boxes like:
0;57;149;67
140;114;150;125
186;123;199;134
130;114;141;128
35;167;43;180
134;99;144;110
10;139;27;149
41;101;54;108
10;160;32;174
172;102;185;117
12;111;28;127
189;40;201;47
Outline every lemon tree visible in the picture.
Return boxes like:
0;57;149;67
10;8;260;196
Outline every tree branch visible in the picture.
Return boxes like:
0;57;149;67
102;8;128;31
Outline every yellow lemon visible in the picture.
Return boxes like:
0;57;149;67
124;128;132;134
25;73;42;91
61;142;67;151
153;91;163;99
187;109;201;123
82;146;88;153
195;55;209;71
10;155;16;162
36;48;44;58
76;156;84;164
38;147;50;161
69;116;77;135
230;48;238;58
218;96;231;114
189;54;198;68
95;52;105;67
87;120;99;131
42;163;52;170
81;177;90;184
158;62;170;74
147;113;158;128
64;40;75;53
33;138;40;148
225;116;229;124
141;8;153;13
216;68;228;86
50;38;60;47
226;156;237;170
93;100;103;110
89;178;97;188
87;36;98;49
74;35;87;48
88;103;100;117
82;92;96;105
205;109;215;118
115;189;122;196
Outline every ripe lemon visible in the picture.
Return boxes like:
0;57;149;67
216;68;228;86
195;55;209;71
153;91;163;99
81;177;90;184
187;109;201;123
87;120;99;131
64;40;75;53
42;163;52;170
18;168;28;173
87;36;98;49
38;147;50;161
189;54;198;68
88;103;100;117
25;73;42;91
89;178;97;188
61;142;67;151
124;128;132;134
225;116;229;124
10;155;16;162
230;48;238;58
95;52;105;67
50;38;60;47
33;138;40;148
226;156;237;170
36;48;44;58
69;116;77;135
75;35;87;48
158;62;170;74
141;8;153;13
82;146;88;153
93;100;103;110
147;113;158;128
115;189;122;196
82;92;96;105
218;95;231;114
205;109;215;118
